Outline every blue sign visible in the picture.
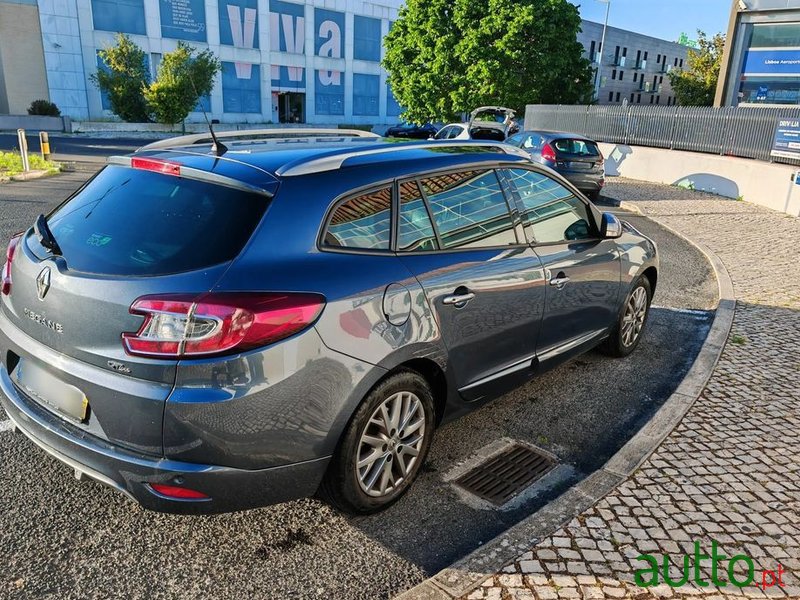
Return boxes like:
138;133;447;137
743;49;800;75
315;70;343;115
315;8;344;58
160;0;207;41
271;65;305;91
354;15;381;62
219;0;258;49
92;0;146;34
222;61;261;113
756;86;769;101
270;0;305;54
771;117;800;159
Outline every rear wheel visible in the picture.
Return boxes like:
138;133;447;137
320;371;435;514
600;276;652;357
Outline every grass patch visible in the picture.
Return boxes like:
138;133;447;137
0;151;60;178
730;333;748;345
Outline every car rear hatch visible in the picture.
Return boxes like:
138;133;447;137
1;156;275;455
552;138;604;173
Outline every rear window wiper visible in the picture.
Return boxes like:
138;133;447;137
34;214;62;256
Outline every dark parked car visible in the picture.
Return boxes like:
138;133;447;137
0;130;657;515
385;122;439;139
506;131;606;201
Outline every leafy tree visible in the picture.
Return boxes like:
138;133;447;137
383;0;593;123
144;42;220;126
91;34;151;122
668;31;725;106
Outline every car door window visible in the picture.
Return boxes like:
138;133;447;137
420;170;517;249
501;168;596;244
522;135;542;150
505;133;525;147
323;186;392;250
447;126;464;139
398;180;437;251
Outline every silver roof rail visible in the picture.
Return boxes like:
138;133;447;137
139;128;380;151
276;141;530;177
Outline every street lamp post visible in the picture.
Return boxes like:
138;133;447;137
593;0;611;103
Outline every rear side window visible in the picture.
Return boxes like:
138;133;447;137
398;181;437;251
420;170;517;249
44;165;268;276
323;186;392;250
434;127;451;140
502;168;595;244
553;139;600;157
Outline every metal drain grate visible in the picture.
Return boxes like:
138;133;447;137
455;443;556;506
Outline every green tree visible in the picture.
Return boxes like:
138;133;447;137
383;0;593;123
91;34;151;122
144;42;220;126
668;31;725;106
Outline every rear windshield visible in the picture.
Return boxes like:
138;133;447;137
37;165;269;276
553;139;600;157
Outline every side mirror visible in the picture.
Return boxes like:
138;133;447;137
601;212;623;239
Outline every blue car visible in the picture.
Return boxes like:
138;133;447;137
0;130;657;515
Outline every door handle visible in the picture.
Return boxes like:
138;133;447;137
549;272;570;289
442;292;476;307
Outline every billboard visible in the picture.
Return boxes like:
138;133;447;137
160;0;207;42
743;49;800;76
771;117;800;159
270;0;305;54
271;65;305;91
219;0;258;49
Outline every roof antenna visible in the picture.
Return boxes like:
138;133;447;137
190;76;227;157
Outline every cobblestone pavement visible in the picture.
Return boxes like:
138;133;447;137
465;180;800;599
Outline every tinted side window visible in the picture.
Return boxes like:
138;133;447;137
505;133;524;147
421;170;517;249
434;127;451;140
447;126;464;139
398;180;437;251
502;169;595;244
324;187;391;250
553;139;600;156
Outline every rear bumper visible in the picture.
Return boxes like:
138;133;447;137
0;367;330;514
562;172;605;193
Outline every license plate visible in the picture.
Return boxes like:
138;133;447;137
569;162;593;170
12;359;89;423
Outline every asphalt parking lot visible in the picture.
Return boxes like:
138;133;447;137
0;171;717;599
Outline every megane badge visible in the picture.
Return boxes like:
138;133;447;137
36;267;51;301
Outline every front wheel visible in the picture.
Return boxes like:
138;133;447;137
599;276;652;357
319;371;435;514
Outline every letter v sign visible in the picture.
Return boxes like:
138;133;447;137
227;4;257;79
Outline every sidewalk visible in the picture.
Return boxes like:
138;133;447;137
461;181;800;599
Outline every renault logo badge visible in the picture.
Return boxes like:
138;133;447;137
36;267;51;301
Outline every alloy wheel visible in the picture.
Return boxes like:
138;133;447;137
356;391;426;497
621;286;648;347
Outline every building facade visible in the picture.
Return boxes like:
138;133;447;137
716;0;800;106
0;0;50;115
578;21;691;106
28;0;404;123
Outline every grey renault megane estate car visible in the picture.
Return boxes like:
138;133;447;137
0;130;658;515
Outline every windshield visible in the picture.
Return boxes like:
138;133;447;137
553;139;601;157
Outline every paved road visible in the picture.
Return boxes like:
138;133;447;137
0;174;717;599
0;134;157;166
472;181;800;599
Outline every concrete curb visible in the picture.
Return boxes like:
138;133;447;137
395;206;736;600
1;169;59;183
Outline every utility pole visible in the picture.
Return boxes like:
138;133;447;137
593;0;611;102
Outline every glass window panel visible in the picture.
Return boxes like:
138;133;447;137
398;181;437;252
325;187;391;250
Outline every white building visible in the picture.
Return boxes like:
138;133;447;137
35;0;404;123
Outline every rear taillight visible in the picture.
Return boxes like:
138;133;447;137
122;292;325;358
541;143;557;162
1;234;21;296
130;157;181;176
148;484;209;500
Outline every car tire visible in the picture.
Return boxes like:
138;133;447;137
319;370;436;514
599;275;653;358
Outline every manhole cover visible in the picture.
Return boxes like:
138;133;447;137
454;443;556;506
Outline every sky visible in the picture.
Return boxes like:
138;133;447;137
572;0;732;44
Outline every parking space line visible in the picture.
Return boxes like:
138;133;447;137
0;420;13;433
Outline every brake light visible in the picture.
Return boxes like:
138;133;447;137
148;484;209;500
541;143;557;162
1;234;21;296
131;157;181;176
122;292;326;358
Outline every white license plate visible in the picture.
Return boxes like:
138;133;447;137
12;360;89;423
